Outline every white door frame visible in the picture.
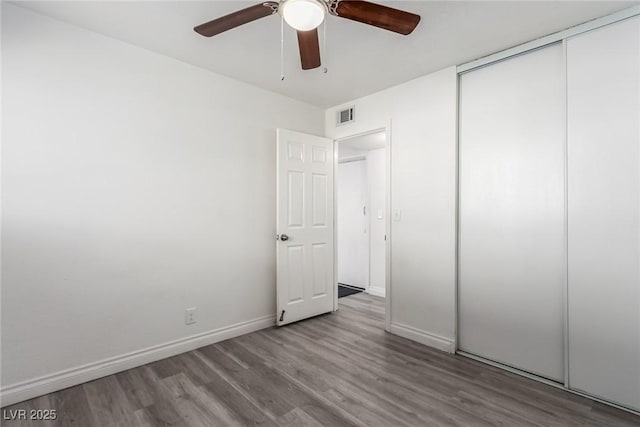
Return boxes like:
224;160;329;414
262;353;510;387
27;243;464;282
333;124;392;332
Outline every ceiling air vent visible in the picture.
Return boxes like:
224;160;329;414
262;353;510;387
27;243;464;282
336;106;355;126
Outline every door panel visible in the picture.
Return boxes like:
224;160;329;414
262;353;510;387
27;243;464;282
567;17;640;411
458;44;565;381
286;245;305;303
277;129;334;326
311;242;330;297
288;171;304;227
312;174;328;226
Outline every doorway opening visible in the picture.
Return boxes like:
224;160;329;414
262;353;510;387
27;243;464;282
335;129;389;324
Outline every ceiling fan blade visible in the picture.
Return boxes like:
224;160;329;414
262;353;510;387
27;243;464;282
297;29;321;70
194;2;278;37
334;1;420;35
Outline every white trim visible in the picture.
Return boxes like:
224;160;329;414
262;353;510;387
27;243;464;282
453;71;461;351
457;6;640;74
384;121;392;332
333;137;339;312
367;287;385;298
0;315;275;407
389;322;455;353
457;351;640;417
561;38;570;389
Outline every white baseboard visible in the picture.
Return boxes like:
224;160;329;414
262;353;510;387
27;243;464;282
0;315;275;407
367;287;386;298
389;322;455;353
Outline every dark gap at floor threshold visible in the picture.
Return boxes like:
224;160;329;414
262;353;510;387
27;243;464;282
338;283;365;298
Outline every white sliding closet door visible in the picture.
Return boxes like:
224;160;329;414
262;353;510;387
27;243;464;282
567;17;640;411
459;44;565;381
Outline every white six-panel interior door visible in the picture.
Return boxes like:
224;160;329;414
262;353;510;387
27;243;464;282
276;129;335;326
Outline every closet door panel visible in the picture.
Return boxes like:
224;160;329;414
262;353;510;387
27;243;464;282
459;44;565;381
567;16;640;410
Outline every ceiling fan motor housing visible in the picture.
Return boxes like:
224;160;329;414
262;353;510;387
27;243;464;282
278;0;328;32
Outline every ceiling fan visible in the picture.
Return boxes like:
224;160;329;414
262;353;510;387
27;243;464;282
194;0;421;70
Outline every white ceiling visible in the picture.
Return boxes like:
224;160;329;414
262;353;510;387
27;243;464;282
11;1;637;107
341;131;386;151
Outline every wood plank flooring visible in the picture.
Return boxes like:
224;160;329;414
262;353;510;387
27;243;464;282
2;293;639;426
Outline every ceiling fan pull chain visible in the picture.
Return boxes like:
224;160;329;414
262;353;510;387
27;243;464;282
323;18;328;74
280;14;285;81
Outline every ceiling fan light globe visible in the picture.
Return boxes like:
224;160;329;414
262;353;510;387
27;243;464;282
280;0;325;31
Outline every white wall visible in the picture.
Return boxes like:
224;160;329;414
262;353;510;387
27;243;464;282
337;159;369;288
365;148;386;297
326;67;458;352
1;4;323;402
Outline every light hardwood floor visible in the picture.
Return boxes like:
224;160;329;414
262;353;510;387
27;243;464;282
2;292;639;426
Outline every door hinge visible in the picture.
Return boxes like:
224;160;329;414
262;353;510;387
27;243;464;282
279;310;285;322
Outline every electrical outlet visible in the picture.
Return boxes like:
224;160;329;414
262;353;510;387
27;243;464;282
185;307;196;325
